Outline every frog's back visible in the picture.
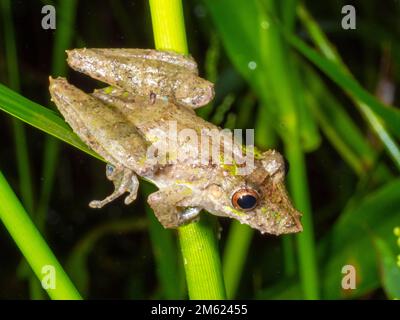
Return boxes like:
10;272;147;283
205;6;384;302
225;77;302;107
92;87;217;140
91;87;246;170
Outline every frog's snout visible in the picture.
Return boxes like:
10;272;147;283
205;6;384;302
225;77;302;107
190;79;215;108
192;85;214;108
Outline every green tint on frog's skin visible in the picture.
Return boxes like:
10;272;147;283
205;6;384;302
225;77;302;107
103;86;114;94
222;164;238;176
219;153;239;176
224;206;246;217
240;144;264;160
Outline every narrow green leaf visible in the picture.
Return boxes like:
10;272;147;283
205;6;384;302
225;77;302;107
0;171;82;300
373;237;400;299
223;222;253;299
259;179;400;299
0;83;101;160
204;0;320;299
320;179;400;299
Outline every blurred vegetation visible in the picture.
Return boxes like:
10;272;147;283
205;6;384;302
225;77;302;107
0;0;399;299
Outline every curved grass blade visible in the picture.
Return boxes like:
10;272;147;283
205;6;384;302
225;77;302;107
373;236;400;299
204;0;319;299
286;7;400;139
0;83;101;161
0;171;82;300
295;5;400;170
1;0;34;215
259;179;400;299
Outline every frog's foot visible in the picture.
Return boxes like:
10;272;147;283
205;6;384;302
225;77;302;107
89;165;139;208
147;186;201;228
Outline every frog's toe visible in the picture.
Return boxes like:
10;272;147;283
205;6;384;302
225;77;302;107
123;174;139;205
89;168;138;208
181;207;201;222
88;188;130;208
89;199;107;209
88;188;126;208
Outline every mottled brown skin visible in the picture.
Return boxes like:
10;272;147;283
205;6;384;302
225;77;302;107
49;49;302;235
66;48;214;109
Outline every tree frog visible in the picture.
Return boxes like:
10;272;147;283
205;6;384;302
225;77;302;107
49;48;302;235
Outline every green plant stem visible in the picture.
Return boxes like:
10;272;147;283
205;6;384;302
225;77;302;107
282;236;296;277
149;0;188;53
0;171;81;300
178;218;226;299
285;141;319;299
222;222;253;299
149;0;226;299
258;0;319;299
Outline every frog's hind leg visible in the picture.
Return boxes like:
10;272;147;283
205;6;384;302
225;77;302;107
89;165;139;208
67;48;198;75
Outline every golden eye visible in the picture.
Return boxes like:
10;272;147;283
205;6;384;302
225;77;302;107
232;189;259;211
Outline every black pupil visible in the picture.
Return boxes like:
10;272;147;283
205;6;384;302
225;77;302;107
237;194;257;210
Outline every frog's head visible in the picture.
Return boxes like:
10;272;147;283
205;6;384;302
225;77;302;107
205;150;302;235
175;75;215;109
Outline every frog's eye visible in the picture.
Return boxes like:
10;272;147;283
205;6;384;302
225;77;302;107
232;189;259;211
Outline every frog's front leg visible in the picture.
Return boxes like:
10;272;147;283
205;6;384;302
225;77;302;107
89;164;139;208
147;186;201;228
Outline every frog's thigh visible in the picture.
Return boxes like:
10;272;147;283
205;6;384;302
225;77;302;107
50;77;121;165
147;186;201;228
93;48;199;75
89;167;138;208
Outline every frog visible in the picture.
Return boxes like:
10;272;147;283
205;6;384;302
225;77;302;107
49;48;302;235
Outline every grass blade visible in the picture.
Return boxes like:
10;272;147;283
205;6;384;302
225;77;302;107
37;0;78;229
0;171;82;300
222;222;253;299
150;0;226;299
1;0;34;215
204;0;320;299
0;83;100;160
292;5;400;169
